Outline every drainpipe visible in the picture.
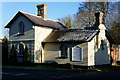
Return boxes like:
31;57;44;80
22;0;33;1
40;48;42;63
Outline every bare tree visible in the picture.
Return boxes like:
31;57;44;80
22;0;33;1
58;2;110;29
58;15;73;29
74;2;109;28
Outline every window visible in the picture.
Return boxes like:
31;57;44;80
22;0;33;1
19;21;24;34
72;46;82;61
19;44;24;56
60;45;68;58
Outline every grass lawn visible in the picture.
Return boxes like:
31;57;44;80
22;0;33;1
88;65;120;72
3;64;120;72
2;64;71;70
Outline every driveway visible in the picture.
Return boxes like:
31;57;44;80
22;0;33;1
2;67;120;80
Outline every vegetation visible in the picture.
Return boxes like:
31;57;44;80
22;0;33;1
3;63;120;72
23;45;31;64
58;2;110;28
58;2;120;42
75;2;110;28
2;36;8;64
9;45;17;64
9;43;31;64
109;21;120;43
58;15;73;28
3;64;68;70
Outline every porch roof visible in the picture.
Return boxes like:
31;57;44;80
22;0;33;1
43;29;99;43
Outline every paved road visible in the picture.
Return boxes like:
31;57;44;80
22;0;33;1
2;67;120;80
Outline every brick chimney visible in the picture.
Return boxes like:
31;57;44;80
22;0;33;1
36;4;48;20
93;12;104;29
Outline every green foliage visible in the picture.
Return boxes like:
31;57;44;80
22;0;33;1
23;45;31;64
9;45;17;64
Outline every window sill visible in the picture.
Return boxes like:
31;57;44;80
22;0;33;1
71;60;82;62
14;33;24;37
17;33;24;36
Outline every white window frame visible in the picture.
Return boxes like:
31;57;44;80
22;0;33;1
72;46;83;61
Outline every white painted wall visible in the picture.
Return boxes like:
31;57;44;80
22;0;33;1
34;26;53;63
95;24;110;65
88;37;95;66
88;24;110;66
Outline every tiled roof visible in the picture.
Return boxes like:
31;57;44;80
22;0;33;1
5;11;65;29
43;29;99;42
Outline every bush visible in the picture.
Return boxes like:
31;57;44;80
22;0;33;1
2;36;8;64
23;45;31;64
117;61;120;65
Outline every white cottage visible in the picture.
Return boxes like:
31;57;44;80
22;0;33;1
5;4;111;66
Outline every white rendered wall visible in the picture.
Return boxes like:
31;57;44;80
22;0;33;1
34;26;53;63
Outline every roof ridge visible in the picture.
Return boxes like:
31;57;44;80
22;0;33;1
52;29;99;34
46;19;57;22
5;11;66;29
19;11;58;22
55;28;97;31
19;11;43;19
19;11;65;29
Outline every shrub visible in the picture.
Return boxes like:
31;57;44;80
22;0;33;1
9;45;17;64
2;36;8;64
23;45;31;64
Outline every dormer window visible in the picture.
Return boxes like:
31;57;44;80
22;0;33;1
19;21;24;34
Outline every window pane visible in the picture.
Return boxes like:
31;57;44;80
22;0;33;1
19;44;24;56
72;46;82;61
60;45;67;58
19;22;24;34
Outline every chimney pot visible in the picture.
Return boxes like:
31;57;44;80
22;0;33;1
93;12;104;29
36;4;48;20
95;12;104;24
